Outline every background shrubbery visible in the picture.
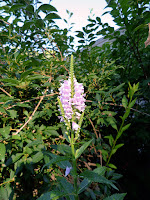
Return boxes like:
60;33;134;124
0;0;150;199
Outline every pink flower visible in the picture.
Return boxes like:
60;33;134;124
58;77;86;122
72;122;80;131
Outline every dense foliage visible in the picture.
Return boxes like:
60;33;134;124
0;0;149;199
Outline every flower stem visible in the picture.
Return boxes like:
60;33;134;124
71;130;79;200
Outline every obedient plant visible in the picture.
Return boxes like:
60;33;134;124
57;55;86;199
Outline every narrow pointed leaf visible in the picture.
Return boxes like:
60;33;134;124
75;138;94;159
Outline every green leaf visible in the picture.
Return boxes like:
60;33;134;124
0;78;20;86
122;123;131;133
51;144;71;155
93;166;106;176
0;184;12;200
75;138;94;159
20;67;40;80
0;126;10;138
11;135;21;140
76;31;84;38
57;177;75;200
35;19;45;28
41;155;69;171
37;189;74;200
107;118;118;131
10;4;25;12
80;170;118;190
78;178;90;194
128;98;137;108
104;135;114;146
0;143;6;162
122;95;128;108
107;163;117;169
26;140;43;147
6;153;23;166
114;144;124;150
38;4;57;12
7;110;17;119
96;93;101;102
26;5;34;13
122;109;130;120
45;13;61;20
96;17;101;24
108;83;125;94
103;193;127;200
32;152;43;163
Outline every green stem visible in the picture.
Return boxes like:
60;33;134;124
106;118;124;166
106;97;132;166
71;130;79;200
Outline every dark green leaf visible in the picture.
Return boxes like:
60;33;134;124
0;143;6;162
38;4;57;12
103;193;127;200
75;138;94;159
45;13;61;20
80;170;118;190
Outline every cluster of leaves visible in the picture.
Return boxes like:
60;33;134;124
0;0;149;199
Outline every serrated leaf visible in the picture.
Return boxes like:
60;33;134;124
32;152;43;163
78;178;90;194
57;177;75;200
75;138;94;159
80;170;118;190
93;166;106;176
103;193;127;200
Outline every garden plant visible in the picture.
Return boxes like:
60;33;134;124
0;0;149;199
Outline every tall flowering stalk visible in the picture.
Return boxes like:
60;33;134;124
57;55;86;199
57;55;86;141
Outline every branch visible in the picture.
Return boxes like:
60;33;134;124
0;87;12;97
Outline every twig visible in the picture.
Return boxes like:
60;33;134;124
88;117;98;139
3;93;58;110
0;19;11;26
0;87;12;97
88;117;103;166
